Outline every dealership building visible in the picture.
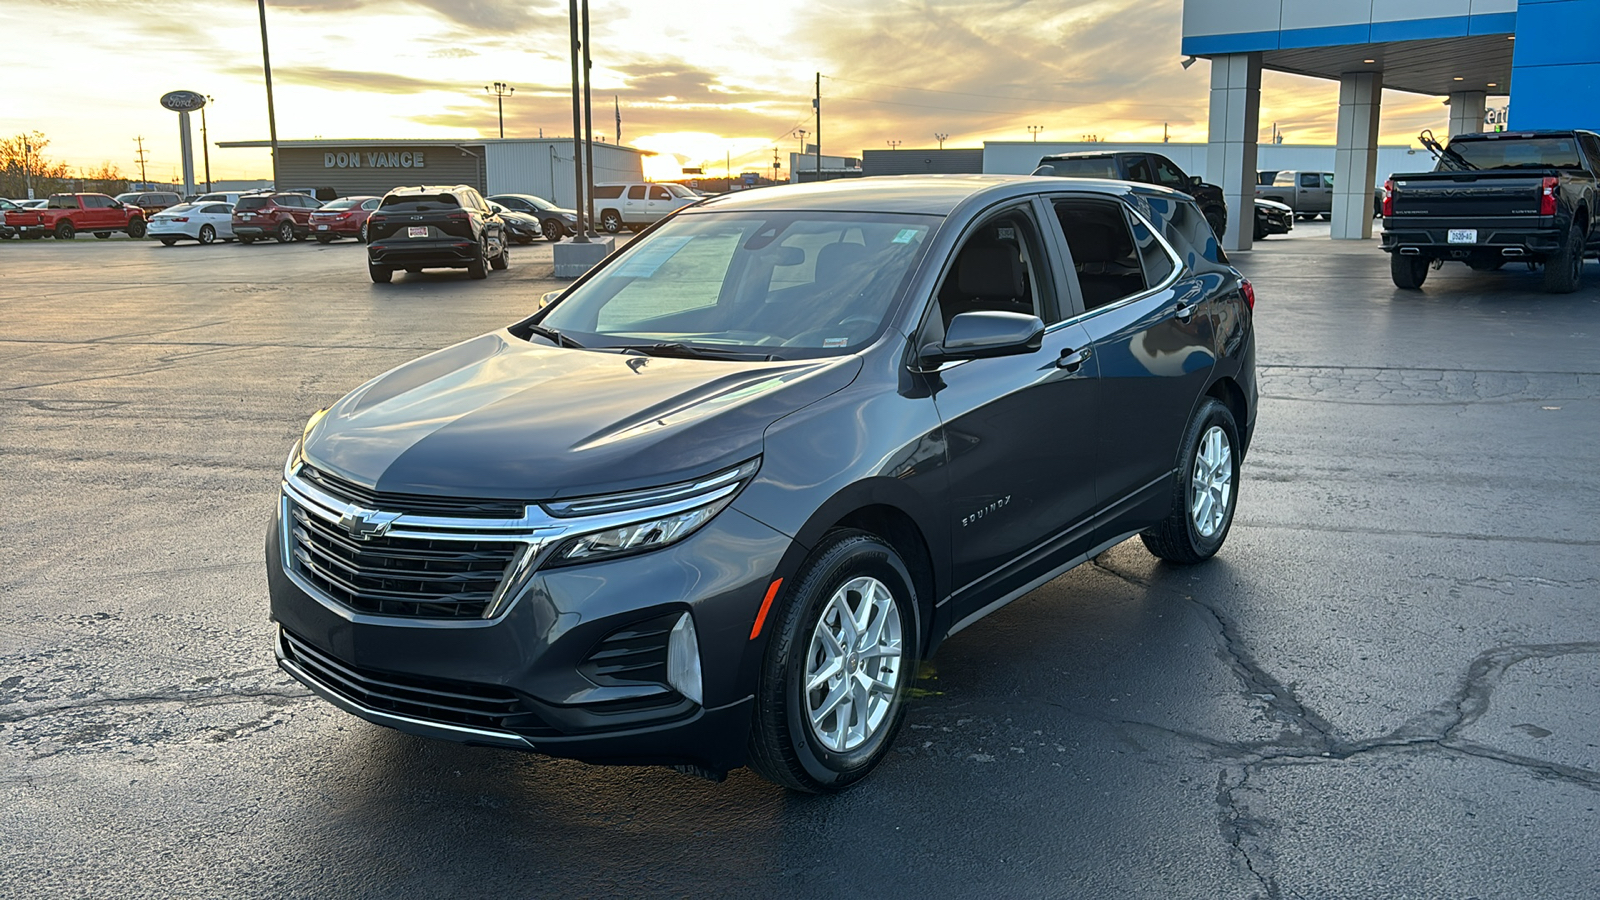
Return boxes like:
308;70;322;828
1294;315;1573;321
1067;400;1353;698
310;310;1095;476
215;138;648;206
1184;0;1600;248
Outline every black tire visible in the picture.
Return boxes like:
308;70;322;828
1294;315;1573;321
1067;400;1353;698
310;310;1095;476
1253;222;1267;241
368;264;392;284
55;222;75;240
240;236;256;245
198;225;216;245
1390;253;1428;290
159;237;179;246
359;222;369;243
491;244;509;270
315;235;333;244
1141;398;1241;565
543;219;564;241
1204;207;1227;239
94;232;111;239
126;218;146;239
1542;225;1584;294
405;267;422;274
275;220;294;244
600;209;624;233
747;530;921;793
0;232;12;240
468;243;489;279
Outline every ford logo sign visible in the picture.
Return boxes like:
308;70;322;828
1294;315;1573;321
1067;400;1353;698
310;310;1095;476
160;90;207;113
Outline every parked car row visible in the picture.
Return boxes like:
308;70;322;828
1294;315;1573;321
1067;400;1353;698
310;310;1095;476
366;184;511;282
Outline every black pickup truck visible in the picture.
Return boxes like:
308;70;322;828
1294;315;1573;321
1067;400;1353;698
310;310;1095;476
1033;151;1293;241
1381;130;1600;292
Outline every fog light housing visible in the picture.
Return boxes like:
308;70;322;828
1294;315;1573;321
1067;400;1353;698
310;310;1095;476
666;612;703;705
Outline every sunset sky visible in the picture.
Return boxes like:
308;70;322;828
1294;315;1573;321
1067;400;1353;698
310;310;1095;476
2;0;1482;185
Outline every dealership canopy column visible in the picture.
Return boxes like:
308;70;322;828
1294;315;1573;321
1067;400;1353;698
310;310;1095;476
1332;71;1382;240
1204;52;1260;253
1448;91;1488;137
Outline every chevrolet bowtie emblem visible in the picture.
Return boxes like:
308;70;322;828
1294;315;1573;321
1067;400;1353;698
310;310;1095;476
337;507;402;540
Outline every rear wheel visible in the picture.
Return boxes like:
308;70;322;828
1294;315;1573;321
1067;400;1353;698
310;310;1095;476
747;530;919;793
240;236;256;245
126;219;146;239
491;245;509;270
198;225;216;245
468;242;489;279
159;237;179;246
1542;225;1584;294
600;209;623;233
54;222;75;240
359;222;369;243
1141;398;1240;564
275;220;294;243
1390;253;1429;290
368;264;392;283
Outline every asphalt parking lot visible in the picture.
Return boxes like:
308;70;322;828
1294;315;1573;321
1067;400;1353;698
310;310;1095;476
2;225;1598;899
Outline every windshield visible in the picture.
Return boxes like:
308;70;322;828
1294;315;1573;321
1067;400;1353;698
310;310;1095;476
1443;137;1585;170
536;210;937;357
1034;158;1119;178
664;184;696;198
524;196;556;211
114;193;140;203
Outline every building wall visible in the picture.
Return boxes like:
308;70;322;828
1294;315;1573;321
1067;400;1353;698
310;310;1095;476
983;141;1429;187
275;144;485;197
1509;0;1600;129
861;148;985;176
484;141;645;207
1182;0;1517;53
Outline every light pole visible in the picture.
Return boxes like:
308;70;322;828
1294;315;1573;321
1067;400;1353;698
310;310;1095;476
24;138;33;199
886;140;902;150
567;0;587;243
485;82;514;138
1026;125;1044;142
201;96;214;191
257;0;280;188
934;132;948;149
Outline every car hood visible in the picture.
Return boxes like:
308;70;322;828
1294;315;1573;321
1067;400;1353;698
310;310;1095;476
1254;198;1292;212
302;331;863;501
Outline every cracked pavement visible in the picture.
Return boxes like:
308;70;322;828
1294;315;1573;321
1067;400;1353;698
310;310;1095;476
2;223;1598;898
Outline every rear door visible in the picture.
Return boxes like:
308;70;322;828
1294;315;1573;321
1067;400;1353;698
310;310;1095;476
1049;193;1217;543
624;185;648;223
1300;172;1331;214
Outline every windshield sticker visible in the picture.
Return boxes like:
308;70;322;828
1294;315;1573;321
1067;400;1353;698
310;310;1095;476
891;228;920;244
823;337;849;348
613;235;695;277
997;227;1015;240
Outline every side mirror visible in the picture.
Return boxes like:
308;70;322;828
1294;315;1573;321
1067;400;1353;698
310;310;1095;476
920;311;1045;364
537;289;563;310
1189;174;1204;187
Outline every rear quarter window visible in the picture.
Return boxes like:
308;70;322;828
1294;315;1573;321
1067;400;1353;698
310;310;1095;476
1136;194;1227;268
593;185;625;200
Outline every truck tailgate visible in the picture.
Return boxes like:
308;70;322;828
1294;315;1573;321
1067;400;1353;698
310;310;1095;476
1389;172;1548;219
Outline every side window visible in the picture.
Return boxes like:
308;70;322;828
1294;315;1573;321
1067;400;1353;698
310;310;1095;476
1123;156;1154;184
1053;198;1150;311
1150;157;1187;189
204;204;229;214
1126;210;1175;286
1300;173;1320;188
363;199;380;210
627;185;647;200
593;185;624;200
1321;173;1335;189
650;185;672;201
1578;134;1600;168
932;206;1052;328
1273;172;1296;187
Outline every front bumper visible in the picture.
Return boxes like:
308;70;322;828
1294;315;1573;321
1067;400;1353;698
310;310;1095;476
266;498;793;771
368;238;482;268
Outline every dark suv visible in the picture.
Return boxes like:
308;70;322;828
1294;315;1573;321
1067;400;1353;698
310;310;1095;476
365;185;508;282
269;175;1257;792
233;192;324;244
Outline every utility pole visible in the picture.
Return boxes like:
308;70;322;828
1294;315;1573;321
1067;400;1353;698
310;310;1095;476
581;0;596;237
567;0;587;242
23;138;32;199
133;136;149;188
485;82;514;138
814;72;821;182
201;97;214;190
1027;125;1044;142
886;140;902;150
614;95;620;144
934;132;948;149
772;146;780;182
1163;122;1170;143
257;0;280;188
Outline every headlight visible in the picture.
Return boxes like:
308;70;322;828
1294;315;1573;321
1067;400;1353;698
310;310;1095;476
542;458;759;567
562;213;578;223
283;407;329;479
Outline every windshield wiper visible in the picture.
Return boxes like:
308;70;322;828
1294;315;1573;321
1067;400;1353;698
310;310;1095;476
528;324;585;349
615;342;778;361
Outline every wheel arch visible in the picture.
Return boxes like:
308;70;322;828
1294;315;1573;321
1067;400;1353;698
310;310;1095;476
1205;375;1251;455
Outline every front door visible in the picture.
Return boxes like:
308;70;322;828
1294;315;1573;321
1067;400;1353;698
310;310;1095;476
925;201;1102;627
1303;172;1332;215
1048;194;1217;544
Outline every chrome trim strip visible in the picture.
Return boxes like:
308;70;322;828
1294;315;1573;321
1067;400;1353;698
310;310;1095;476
946;528;1141;637
275;631;534;750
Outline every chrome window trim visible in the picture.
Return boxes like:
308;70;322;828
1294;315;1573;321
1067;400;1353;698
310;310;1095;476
1042;196;1186;335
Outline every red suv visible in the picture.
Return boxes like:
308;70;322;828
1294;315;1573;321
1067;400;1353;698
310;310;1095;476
309;196;381;243
233;192;324;244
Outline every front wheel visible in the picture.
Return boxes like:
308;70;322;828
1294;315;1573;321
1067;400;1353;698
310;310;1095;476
126;219;146;239
1390;253;1429;290
1141;398;1240;565
1204;208;1227;239
491;245;509;270
747;530;919;793
467;243;488;279
359;222;369;243
543;219;564;241
315;235;333;244
198;225;216;245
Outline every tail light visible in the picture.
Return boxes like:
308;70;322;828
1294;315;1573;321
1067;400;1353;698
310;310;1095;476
1540;176;1558;216
366;214;387;226
171;217;189;222
1240;277;1256;311
445;212;471;222
1381;179;1394;217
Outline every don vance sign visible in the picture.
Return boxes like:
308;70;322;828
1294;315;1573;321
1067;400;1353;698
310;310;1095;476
324;151;427;169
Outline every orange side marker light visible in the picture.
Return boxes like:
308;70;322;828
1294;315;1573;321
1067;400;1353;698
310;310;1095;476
749;578;784;640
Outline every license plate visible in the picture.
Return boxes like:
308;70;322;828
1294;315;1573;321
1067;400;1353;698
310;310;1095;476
1448;229;1478;244
407;226;428;238
317;224;328;230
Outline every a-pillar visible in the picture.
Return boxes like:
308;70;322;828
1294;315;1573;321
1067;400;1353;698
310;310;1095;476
1331;71;1381;240
1448;91;1487;137
1205;52;1261;252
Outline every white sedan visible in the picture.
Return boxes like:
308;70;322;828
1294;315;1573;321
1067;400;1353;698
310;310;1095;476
149;202;236;245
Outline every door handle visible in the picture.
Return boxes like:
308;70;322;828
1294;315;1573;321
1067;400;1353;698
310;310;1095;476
1175;300;1199;322
1056;347;1091;371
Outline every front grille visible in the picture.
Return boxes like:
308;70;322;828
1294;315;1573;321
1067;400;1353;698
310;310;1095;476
300;465;527;519
288;501;521;619
280;629;559;737
579;613;677;687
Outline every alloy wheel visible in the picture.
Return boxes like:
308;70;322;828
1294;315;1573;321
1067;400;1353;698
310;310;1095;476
1189;425;1234;538
803;576;904;753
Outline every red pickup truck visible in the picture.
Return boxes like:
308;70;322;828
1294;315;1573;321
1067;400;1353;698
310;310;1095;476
3;193;149;240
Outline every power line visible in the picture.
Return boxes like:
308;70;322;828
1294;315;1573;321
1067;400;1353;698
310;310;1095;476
829;94;1195;118
822;74;1199;111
